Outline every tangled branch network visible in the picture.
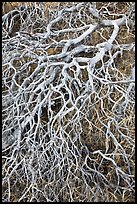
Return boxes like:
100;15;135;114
2;2;135;202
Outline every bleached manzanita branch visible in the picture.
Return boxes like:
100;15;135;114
2;2;135;202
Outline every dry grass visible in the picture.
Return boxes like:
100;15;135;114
2;2;135;202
